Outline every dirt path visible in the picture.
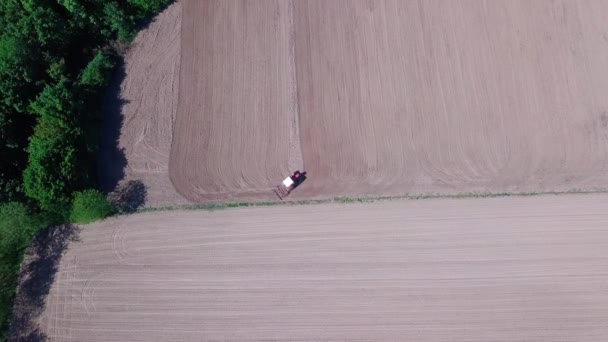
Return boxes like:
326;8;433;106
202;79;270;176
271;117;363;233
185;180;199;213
286;0;304;173
37;194;608;341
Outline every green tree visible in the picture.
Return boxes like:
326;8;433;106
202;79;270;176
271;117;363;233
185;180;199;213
70;189;114;224
0;35;39;202
29;78;80;127
0;0;69;47
79;51;114;88
128;0;172;14
103;2;136;41
24;79;86;214
0;35;39;112
47;57;67;81
0;203;42;270
21;0;69;46
23;120;82;214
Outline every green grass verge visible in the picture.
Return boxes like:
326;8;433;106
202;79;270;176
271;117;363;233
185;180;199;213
134;187;608;214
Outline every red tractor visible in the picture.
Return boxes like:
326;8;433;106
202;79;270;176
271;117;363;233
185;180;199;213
274;170;306;200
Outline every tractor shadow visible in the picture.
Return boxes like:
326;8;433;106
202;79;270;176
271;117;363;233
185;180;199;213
10;224;80;341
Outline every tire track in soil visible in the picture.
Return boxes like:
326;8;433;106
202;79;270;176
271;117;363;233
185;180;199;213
286;0;304;173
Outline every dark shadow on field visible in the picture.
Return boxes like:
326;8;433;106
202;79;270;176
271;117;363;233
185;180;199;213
291;171;308;190
98;3;177;204
108;179;148;213
10;224;80;342
98;59;128;194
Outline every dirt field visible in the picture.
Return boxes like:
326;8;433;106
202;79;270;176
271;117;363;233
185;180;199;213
31;194;608;341
169;0;302;202
293;0;608;197
99;1;189;207
163;0;608;202
54;2;608;340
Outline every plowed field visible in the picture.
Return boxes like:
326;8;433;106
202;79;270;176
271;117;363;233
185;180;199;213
167;0;608;202
33;195;608;341
170;0;301;202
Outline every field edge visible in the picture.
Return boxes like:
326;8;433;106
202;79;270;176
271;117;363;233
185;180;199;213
132;187;608;214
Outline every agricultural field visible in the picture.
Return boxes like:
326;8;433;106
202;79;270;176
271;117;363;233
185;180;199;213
102;0;608;205
21;0;608;341
169;0;301;202
98;1;189;208
292;0;608;197
21;194;608;341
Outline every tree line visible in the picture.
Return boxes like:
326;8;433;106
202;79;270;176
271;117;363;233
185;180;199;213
0;0;172;339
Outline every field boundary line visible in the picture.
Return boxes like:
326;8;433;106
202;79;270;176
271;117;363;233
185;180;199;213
127;187;608;215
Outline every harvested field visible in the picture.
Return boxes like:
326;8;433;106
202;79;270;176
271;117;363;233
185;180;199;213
168;0;608;202
32;194;608;341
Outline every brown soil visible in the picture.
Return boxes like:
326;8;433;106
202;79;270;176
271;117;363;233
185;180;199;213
99;1;189;208
293;0;608;198
168;0;608;202
36;194;608;341
169;0;302;202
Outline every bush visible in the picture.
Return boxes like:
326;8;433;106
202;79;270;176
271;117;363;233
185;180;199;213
0;202;48;339
24;79;89;215
23;120;82;215
70;189;114;224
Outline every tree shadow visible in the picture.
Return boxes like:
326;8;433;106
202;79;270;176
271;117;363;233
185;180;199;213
10;224;80;342
98;58;128;194
108;179;148;213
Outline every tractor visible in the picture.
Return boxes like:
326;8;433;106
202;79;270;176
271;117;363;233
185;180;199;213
274;170;306;200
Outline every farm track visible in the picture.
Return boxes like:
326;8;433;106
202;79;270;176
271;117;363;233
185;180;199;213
35;194;608;341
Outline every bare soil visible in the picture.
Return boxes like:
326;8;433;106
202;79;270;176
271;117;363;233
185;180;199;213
99;1;189;207
36;194;608;341
104;1;608;204
169;0;302;202
293;0;608;198
50;2;608;340
167;0;608;202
